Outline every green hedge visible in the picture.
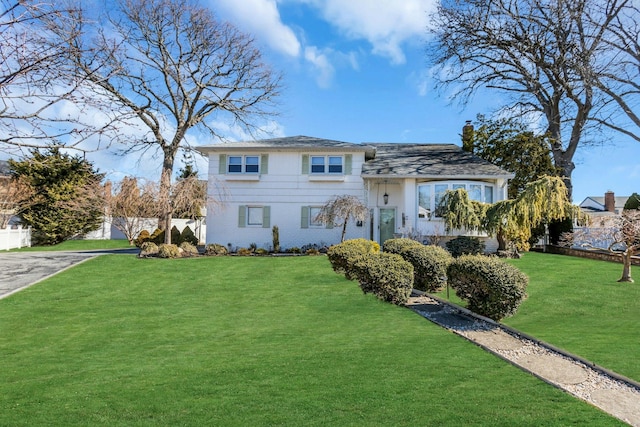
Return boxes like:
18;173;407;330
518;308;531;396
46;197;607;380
446;236;485;258
399;245;453;292
353;253;414;305
447;255;528;321
327;239;380;280
382;238;422;255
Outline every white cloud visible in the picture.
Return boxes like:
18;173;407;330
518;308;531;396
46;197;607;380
304;46;335;88
300;0;437;64
209;0;301;57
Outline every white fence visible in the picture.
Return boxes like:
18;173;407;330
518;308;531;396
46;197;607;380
83;217;207;244
0;226;31;250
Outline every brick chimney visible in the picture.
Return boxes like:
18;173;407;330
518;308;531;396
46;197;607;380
604;191;615;212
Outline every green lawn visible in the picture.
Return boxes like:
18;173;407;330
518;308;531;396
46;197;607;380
11;239;132;252
504;251;640;382
0;255;622;426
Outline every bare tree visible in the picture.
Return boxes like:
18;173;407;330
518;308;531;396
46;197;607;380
589;2;640;142
106;177;160;245
428;0;636;198
45;0;281;243
0;1;118;155
0;175;34;228
563;210;640;282
315;195;369;242
171;176;207;221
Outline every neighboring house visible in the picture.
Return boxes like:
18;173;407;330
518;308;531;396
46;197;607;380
197;136;513;252
579;191;629;227
575;191;631;249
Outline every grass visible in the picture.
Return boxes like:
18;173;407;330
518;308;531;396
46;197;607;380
0;255;622;426
504;252;640;382
437;251;640;382
10;239;133;252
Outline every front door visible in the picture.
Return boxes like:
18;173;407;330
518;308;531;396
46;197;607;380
379;208;396;244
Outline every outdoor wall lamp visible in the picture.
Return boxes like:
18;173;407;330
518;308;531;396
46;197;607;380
383;180;389;205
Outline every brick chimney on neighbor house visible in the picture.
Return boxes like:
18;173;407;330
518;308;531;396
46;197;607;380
604;190;615;212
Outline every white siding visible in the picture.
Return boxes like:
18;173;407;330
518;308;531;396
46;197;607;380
206;151;368;250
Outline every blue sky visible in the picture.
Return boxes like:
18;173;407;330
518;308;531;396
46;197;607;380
4;0;638;204
199;0;639;203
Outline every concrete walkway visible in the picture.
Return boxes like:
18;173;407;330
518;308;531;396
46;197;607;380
406;293;640;427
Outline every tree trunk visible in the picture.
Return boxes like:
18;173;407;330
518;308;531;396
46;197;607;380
496;229;507;252
159;150;175;245
341;219;347;242
618;251;634;283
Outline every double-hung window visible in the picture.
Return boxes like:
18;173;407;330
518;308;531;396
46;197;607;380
228;155;260;174
238;205;270;228
310;156;343;174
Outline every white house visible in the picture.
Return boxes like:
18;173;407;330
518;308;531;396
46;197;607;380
197;136;513;252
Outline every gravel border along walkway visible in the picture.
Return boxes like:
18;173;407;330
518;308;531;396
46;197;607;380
406;292;640;427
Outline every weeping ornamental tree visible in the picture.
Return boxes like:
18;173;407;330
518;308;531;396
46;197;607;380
439;176;583;252
315;195;369;242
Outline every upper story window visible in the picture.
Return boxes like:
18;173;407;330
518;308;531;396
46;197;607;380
418;181;494;218
310;156;343;174
228;155;260;174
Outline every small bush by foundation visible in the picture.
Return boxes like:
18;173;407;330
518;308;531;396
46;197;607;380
205;243;228;256
446;236;485;257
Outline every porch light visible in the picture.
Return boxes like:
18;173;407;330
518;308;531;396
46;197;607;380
383;180;389;205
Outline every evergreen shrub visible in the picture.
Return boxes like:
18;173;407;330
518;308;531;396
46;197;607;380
138;241;159;257
399;245;453;292
447;255;528;321
205;243;228;256
134;230;151;248
382;237;422;255
327;238;380;280
352;253;414;305
179;241;199;256
446;236;485;257
157;243;180;259
149;228;165;245
181;226;198;245
171;226;182;245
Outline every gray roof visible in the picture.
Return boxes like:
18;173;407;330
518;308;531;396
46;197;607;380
582;196;629;210
361;143;514;179
197;135;374;155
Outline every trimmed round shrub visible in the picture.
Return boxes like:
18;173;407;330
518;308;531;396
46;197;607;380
352;253;414;305
236;247;252;256
447;255;528;321
446;236;485;258
205;243;228;256
157;243;180;259
138;241;159;257
382;238;422;255
181;226;198;246
179;241;199;257
255;248;269;255
327;238;380;280
134;230;151;248
399;245;453;292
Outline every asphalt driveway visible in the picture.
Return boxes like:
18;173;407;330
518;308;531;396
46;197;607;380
0;249;138;300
